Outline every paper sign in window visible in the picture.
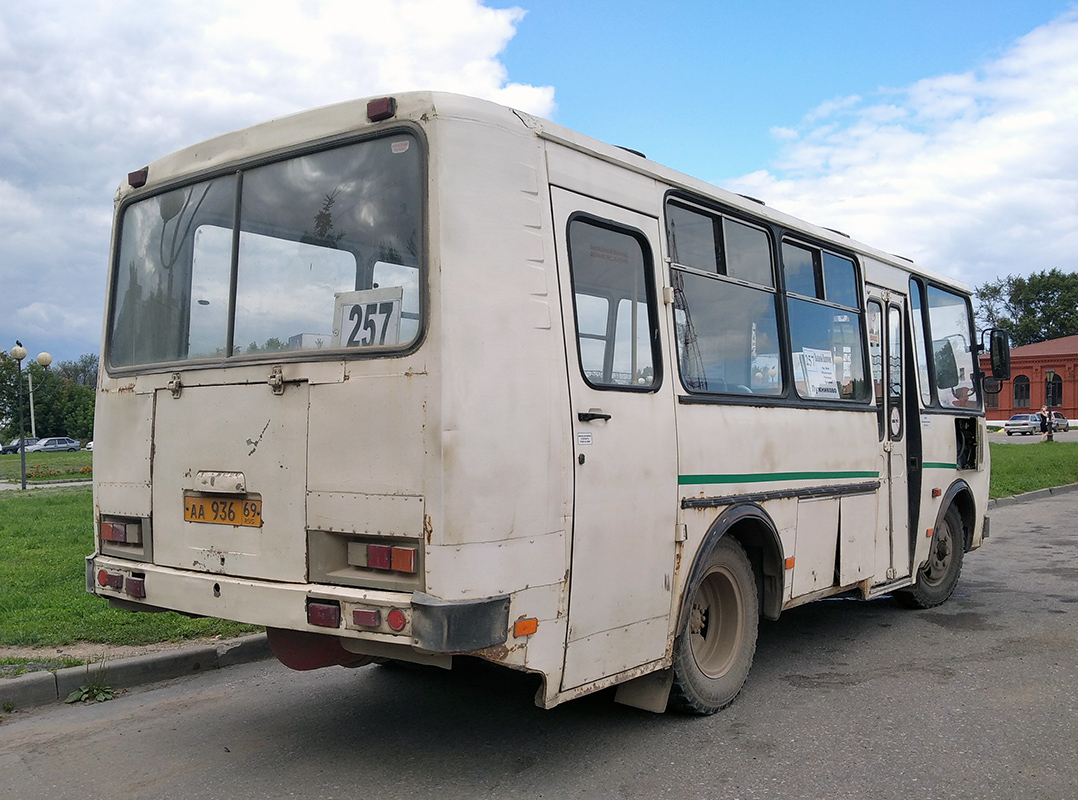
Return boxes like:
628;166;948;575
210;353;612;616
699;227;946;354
332;287;404;348
799;348;840;399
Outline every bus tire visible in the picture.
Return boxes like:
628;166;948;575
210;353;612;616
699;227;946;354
669;537;758;715
896;505;964;609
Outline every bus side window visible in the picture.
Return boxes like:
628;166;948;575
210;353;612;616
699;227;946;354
926;285;978;409
783;243;868;402
567;219;658;389
667;202;783;396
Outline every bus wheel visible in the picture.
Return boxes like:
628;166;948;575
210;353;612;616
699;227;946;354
669;537;758;715
896;505;964;609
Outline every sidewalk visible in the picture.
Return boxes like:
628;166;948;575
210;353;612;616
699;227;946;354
0;479;92;491
1;633;272;713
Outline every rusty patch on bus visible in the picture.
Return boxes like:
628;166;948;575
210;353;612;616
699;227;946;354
100;383;136;394
471;639;525;663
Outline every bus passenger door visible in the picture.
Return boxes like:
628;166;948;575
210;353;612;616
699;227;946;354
550;187;678;691
868;291;911;584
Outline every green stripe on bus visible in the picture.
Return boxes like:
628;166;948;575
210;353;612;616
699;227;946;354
923;462;958;469
678;470;879;486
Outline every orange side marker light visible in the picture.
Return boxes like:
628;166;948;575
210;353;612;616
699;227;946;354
513;618;539;638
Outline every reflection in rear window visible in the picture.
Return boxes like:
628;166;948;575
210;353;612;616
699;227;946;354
109;134;423;368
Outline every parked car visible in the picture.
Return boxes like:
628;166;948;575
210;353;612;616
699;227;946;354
1004;414;1041;436
85;440;94;451
1;437;39;455
1051;412;1070;432
24;436;80;453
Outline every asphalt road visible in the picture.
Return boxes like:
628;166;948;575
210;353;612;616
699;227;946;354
988;427;1077;444
2;493;1076;800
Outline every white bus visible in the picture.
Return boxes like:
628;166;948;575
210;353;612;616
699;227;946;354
89;92;1010;714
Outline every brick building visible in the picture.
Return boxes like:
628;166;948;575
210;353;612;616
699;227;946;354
980;334;1078;422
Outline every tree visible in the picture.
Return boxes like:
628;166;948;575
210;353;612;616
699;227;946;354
975;269;1078;347
0;352;98;442
53;353;98;388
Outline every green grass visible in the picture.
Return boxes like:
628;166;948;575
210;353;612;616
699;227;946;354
0;486;260;648
0;450;93;484
989;440;1078;499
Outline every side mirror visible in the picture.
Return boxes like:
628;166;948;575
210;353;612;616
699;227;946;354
988;329;1011;380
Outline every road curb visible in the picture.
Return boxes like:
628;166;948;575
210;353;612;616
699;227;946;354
1;633;272;713
987;481;1078;509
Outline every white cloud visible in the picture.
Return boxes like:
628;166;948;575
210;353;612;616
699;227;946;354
0;0;553;361
728;11;1078;291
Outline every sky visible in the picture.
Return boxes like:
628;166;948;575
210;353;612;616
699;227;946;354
1;0;1077;364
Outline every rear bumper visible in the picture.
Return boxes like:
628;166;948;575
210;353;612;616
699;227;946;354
87;555;509;654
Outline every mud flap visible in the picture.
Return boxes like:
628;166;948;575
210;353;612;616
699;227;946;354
614;667;674;713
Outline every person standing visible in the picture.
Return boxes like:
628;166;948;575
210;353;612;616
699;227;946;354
1039;404;1051;442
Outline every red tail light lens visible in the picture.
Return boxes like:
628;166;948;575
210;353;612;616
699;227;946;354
308;601;341;628
387;608;407;632
125;576;146;598
97;570;124;590
367;97;396;122
352;608;381;628
101;519;143;544
367;544;392;570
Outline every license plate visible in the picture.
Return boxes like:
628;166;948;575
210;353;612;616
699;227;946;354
184;496;262;527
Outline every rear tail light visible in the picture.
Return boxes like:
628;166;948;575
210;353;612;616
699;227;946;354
125;576;146;598
367;544;392;570
390;547;416;573
95;569;146;597
101;520;142;544
308;600;341;628
128;167;148;188
367;97;396;122
348;543;418;574
352;608;381;628
97;570;124;590
386;608;407;632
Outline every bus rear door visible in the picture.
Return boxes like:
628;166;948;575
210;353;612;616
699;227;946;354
551;187;678;690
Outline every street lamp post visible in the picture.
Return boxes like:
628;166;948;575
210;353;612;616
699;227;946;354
1046;368;1056;443
11;342;28;489
9;343;52;490
28;351;52;438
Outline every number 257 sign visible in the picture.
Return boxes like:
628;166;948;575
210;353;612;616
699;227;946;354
332;288;403;348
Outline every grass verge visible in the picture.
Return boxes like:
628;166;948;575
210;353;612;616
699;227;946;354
0;486;260;653
0;450;93;484
989;440;1078;498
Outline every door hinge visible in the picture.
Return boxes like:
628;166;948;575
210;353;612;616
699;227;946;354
267;366;285;395
167;372;182;399
675;523;687;542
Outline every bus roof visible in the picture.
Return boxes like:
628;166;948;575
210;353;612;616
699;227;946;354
121;90;969;295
